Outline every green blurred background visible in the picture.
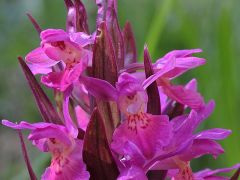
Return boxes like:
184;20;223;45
0;0;239;179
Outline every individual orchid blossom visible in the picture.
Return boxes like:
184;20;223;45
110;100;232;179
81;72;172;159
2;120;89;180
123;49;206;111
26;29;94;91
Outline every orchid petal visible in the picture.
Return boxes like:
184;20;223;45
42;61;86;92
117;166;147;180
162;84;204;110
194;128;231;140
63;87;78;138
70;32;95;47
179;139;224;161
195;163;240;179
75;105;89;131
161;49;203;59
40;29;70;44
25;47;58;75
2;120;71;146
154;49;205;79
42;140;90;180
111;114;172;159
80;76;118;101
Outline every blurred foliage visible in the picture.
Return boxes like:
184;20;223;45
0;0;239;179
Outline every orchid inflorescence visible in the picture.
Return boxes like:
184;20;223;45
2;0;240;180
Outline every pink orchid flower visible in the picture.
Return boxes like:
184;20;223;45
26;29;94;91
123;49;206;111
80;72;172;159
2;120;89;180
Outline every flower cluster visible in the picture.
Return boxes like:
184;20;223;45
2;0;239;180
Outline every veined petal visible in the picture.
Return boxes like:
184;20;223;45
40;29;70;43
161;49;203;59
185;78;197;92
69;32;95;47
121;141;146;167
25;47;58;75
111;114;172;159
117;166;147;180
42;61;86;92
63;87;78;138
117;72;144;93
75;106;89;131
154;49;205;79
195;163;240;179
41;140;90;180
179;139;224;161
2;120;72;148
162;84;204;110
80;76;118;101
194;128;231;140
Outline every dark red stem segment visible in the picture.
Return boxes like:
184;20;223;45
18;130;37;180
83;108;119;179
144;45;161;115
147;170;167;180
92;22;120;142
64;0;89;33
230;168;240;180
123;21;137;65
26;13;42;35
18;57;62;124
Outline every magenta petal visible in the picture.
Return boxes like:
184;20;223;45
111;114;172;159
25;47;58;66
185;78;197;92
117;166;147;180
121;141;146;167
162;84;204;110
41;71;68;91
75;106;89;131
154;49;205;79
2;120;54;130
41;140;90;180
179;139;224;161
161;49;203;59
69;32;95;47
25;47;58;75
194;128;231;140
2;120;72;147
159;57;206;79
40;29;70;43
29;127;71;146
42;62;85;91
117;72;144;93
80;76;118;101
63;87;78;138
195;163;240;179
